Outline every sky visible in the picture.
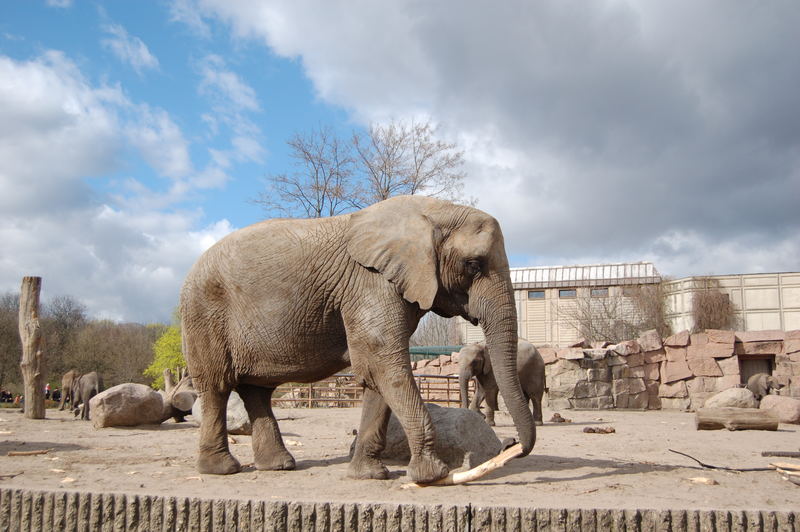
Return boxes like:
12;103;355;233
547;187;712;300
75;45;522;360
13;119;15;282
1;1;798;324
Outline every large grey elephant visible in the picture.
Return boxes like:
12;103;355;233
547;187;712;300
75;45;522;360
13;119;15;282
58;368;80;411
72;371;103;420
459;339;545;426
181;195;535;483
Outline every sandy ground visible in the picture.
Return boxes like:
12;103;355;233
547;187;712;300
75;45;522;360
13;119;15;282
0;406;798;512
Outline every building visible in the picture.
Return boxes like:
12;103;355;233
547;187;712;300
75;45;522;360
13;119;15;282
664;272;800;333
458;262;800;347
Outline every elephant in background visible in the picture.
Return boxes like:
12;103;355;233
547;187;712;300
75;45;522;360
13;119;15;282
59;369;80;411
459;339;546;426
181;195;536;483
72;371;103;420
746;373;784;402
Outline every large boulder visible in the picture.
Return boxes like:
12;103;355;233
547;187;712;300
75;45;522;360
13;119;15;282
90;383;164;429
351;403;501;470
704;388;758;409
759;395;800;424
191;391;252;435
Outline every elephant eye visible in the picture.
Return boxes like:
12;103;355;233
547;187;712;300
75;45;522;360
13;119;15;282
465;260;482;277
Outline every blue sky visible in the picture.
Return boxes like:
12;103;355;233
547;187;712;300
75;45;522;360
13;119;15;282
1;1;799;323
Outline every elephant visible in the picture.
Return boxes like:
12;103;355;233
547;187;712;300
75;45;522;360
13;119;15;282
58;369;80;411
459;339;545;427
180;195;536;483
72;371;103;420
746;373;784;402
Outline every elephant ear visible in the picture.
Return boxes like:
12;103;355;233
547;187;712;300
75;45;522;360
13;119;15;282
345;198;439;310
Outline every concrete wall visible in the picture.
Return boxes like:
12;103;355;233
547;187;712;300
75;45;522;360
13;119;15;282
1;487;797;531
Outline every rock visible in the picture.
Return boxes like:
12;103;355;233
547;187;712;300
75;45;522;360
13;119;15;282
539;347;558;364
625;353;645;368
686;377;718;394
717;356;740;376
582;349;609;361
664;330;690;347
572;380;612;399
613;340;641;356
570;396;615;409
716;375;742;391
736;330;784;342
192;391;252;435
690;332;708;346
687;357;723;377
706;329;735;344
704;388;758;409
660;397;691;410
637;329;663;352
568;339;590;348
665;347;686;362
607;355;625;367
355;403;501;469
759;395;800;424
661;359;693;383
557;347;585;360
688;343;734;359
659;381;689;399
643;363;660;381
587;368;610;382
734;341;783;356
90;383;164;429
643;349;666;364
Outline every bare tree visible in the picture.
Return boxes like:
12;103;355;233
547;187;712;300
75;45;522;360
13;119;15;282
410;314;464;347
254;119;467;217
352;120;466;207
558;284;671;344
691;278;738;332
255;126;355;218
0;292;21;391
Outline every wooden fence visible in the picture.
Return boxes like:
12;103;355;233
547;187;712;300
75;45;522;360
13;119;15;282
273;374;472;408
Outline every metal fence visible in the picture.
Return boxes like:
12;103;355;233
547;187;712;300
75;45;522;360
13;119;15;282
273;374;472;408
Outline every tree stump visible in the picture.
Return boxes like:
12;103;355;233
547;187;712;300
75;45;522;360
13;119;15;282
18;276;46;419
695;407;779;431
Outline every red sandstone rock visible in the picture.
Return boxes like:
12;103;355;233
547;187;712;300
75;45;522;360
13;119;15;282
661;359;693;383
637;329;663;352
736;330;785;342
664;330;690;347
706;329;735;344
687;357;723;377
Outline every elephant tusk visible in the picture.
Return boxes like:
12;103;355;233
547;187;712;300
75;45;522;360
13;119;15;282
401;443;523;488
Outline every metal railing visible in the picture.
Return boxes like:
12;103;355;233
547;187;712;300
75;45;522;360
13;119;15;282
273;373;473;408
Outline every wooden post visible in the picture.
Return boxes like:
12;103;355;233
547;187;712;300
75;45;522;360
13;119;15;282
18;276;46;419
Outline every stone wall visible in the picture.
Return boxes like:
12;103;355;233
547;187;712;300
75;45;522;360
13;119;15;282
544;329;800;411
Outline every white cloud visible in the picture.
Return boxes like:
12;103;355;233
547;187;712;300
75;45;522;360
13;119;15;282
198;54;260;112
0;51;234;322
101;23;160;75
45;0;73;8
179;0;800;278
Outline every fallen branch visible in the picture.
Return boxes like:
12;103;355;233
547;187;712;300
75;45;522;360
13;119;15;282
669;449;772;472
768;462;800;472
0;472;23;479
8;449;51;457
402;443;523;488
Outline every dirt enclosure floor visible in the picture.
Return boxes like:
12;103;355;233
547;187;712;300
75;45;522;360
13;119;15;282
1;406;798;513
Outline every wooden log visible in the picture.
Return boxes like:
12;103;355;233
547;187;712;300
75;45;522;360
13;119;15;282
695;407;779;431
402;443;523;488
18;276;46;419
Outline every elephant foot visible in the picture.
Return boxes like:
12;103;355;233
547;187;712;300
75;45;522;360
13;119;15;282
254;451;296;471
347;455;389;480
197;451;242;475
408;452;449;484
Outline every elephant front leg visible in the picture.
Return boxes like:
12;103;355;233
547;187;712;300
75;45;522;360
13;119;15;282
348;388;390;480
238;384;295;471
481;376;500;427
196;389;241;475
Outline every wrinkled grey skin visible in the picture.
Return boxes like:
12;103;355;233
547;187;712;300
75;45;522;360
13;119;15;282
59;368;80;411
72;371;103;420
459;339;545;426
180;195;535;483
746;373;784;402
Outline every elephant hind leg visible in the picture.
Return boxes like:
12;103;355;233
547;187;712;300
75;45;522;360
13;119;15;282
238;384;295;471
196;389;241;475
348;388;390;480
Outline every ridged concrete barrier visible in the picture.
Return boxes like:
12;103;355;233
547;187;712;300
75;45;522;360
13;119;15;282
0;487;797;531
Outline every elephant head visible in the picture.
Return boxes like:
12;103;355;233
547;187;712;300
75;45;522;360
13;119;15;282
346;196;536;456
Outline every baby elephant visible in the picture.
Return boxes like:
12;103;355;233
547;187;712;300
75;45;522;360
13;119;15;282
459;339;546;426
746;373;783;402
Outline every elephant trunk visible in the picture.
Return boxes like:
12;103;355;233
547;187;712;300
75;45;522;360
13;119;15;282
475;277;536;456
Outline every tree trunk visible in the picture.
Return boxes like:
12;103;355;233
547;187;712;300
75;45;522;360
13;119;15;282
18;276;46;419
695;408;779;431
